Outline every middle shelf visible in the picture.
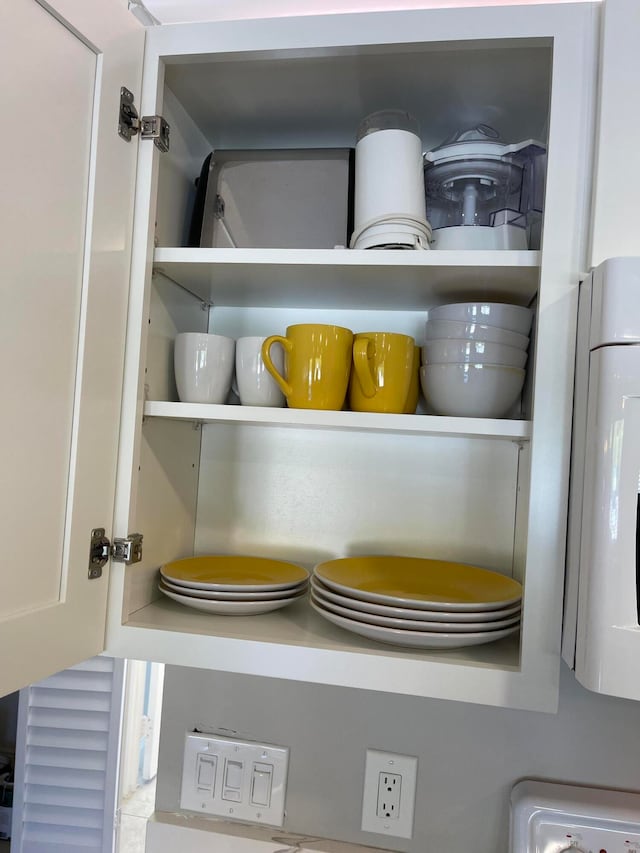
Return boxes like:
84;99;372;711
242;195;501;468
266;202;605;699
152;247;541;309
143;401;531;440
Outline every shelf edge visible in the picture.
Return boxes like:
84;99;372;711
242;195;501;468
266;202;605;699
143;401;531;440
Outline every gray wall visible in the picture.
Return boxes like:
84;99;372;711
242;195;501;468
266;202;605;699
155;664;640;853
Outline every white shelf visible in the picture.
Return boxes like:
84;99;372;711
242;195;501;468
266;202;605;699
118;594;521;705
152;248;540;309
144;401;532;440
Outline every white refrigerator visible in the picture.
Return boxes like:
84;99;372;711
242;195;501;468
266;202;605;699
563;256;640;700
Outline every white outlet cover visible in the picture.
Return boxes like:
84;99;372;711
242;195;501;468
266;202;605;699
361;749;418;839
180;732;289;827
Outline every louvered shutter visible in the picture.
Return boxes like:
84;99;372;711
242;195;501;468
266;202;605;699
11;656;125;853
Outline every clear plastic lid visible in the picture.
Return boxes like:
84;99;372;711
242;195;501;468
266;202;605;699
357;110;420;142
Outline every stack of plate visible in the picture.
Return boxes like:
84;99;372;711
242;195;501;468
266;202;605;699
159;555;309;615
311;556;522;649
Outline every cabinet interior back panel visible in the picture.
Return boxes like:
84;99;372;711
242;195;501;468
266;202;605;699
164;42;551;150
194;426;520;574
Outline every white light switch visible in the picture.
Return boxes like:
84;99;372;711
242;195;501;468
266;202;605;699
180;733;289;826
196;753;216;791
222;758;244;801
250;762;273;807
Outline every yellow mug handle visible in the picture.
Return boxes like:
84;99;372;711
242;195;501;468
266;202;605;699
261;335;293;399
352;338;376;399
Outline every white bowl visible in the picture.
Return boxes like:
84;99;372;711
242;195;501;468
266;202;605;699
420;363;526;418
426;302;533;336
424;318;529;350
422;339;528;369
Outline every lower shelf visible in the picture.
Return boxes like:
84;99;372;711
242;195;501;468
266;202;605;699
106;592;531;706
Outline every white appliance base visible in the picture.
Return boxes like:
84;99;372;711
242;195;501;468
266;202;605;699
431;224;527;250
511;780;640;851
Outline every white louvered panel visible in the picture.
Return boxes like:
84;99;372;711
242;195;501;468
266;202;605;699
25;767;106;791
12;657;125;852
28;729;110;751
22;785;106;810
34;671;114;693
30;689;113;713
24;804;103;828
28;709;110;732
21;824;103;851
24;747;106;771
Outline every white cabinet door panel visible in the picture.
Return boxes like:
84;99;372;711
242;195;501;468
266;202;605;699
0;0;143;697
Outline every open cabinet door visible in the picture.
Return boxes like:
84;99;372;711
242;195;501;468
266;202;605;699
0;0;144;697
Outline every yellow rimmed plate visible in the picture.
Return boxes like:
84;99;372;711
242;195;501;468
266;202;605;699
160;555;309;592
313;556;522;612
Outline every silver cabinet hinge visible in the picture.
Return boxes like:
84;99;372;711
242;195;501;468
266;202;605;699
88;528;143;579
118;87;170;152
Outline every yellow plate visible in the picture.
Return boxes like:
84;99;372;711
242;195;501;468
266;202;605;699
313;556;522;611
160;555;309;591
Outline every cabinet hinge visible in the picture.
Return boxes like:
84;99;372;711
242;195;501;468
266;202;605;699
88;528;144;579
118;87;170;153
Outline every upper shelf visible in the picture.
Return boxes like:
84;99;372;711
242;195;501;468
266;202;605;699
152;248;541;309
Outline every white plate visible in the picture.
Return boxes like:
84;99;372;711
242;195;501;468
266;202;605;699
161;577;308;601
310;578;521;622
310;600;520;649
159;584;307;615
310;590;520;633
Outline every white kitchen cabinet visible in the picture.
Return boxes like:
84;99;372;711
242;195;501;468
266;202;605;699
4;1;599;711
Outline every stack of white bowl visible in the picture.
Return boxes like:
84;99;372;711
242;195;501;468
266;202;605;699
420;302;534;418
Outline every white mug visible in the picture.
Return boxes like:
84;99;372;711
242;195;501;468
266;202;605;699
174;333;235;404
235;336;286;407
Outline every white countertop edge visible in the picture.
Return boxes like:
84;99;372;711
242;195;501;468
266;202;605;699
146;811;391;853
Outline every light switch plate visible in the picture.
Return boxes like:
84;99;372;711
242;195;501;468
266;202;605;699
180;732;289;827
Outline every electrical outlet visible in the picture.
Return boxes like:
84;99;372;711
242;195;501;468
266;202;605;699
361;749;417;839
377;771;401;819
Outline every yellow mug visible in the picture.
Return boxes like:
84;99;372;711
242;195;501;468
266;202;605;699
349;332;416;414
403;345;421;414
262;324;354;410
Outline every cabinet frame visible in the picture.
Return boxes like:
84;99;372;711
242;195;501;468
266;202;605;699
105;2;599;712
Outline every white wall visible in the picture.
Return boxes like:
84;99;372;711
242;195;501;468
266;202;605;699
155;664;640;853
589;0;640;266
